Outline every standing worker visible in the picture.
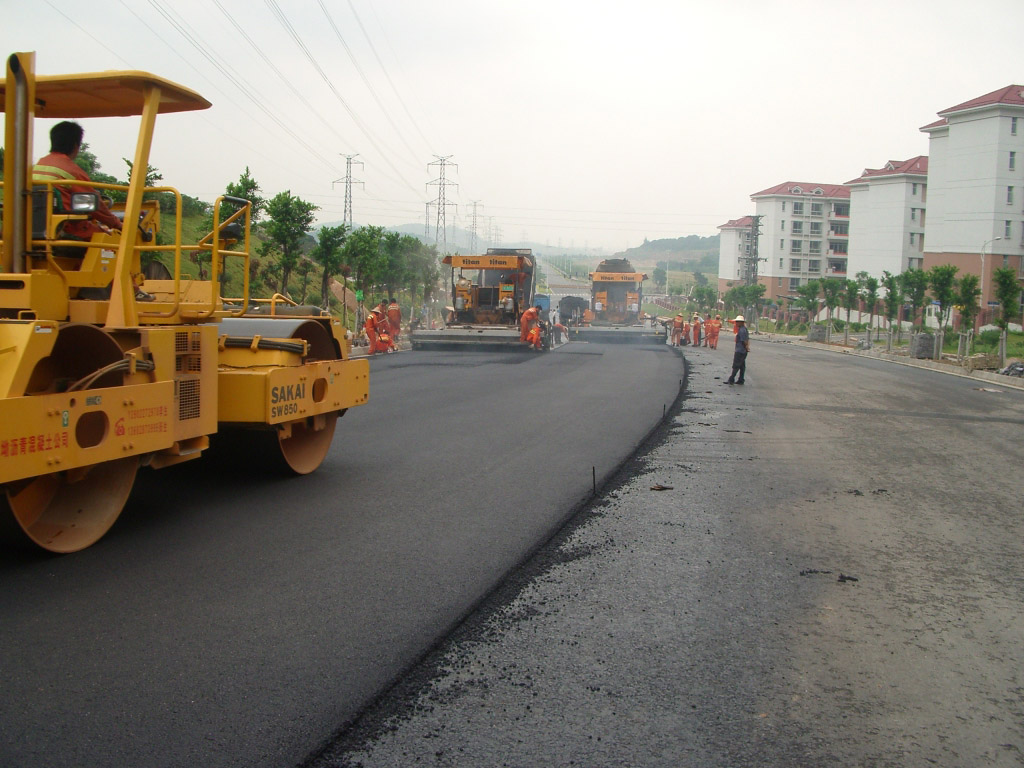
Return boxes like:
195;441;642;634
691;314;702;347
387;297;402;341
671;313;685;347
708;314;722;349
703;313;713;346
726;315;750;385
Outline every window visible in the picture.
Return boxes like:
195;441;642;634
1006;220;1013;238
777;277;783;287
1013;117;1019;136
909;233;915;245
781;220;785;231
1012;151;1017;171
789;277;801;290
1009;186;1015;205
911;208;917;221
810;222;822;235
829;240;848;254
781;201;786;211
809;241;821;254
791;240;802;253
791;221;803;234
831;221;849;236
832;203;850;217
791;258;802;271
808;259;821;272
779;257;784;269
792;201;805;215
780;240;784;249
810;202;823;216
912;183;918;195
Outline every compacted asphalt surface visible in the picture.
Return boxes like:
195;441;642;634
0;341;682;768
309;339;1024;768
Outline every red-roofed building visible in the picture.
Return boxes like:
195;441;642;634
736;182;851;303
846;156;929;278
921;85;1024;321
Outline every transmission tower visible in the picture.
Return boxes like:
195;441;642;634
427;155;458;251
424;202;431;240
331;154;364;228
468;201;482;253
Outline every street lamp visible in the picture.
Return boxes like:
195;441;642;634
980;236;1002;306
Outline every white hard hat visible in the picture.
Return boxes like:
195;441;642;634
734;315;745;322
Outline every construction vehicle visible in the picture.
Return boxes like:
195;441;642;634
572;258;666;344
410;248;547;350
0;52;369;552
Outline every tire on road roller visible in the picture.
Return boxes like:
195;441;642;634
3;324;139;553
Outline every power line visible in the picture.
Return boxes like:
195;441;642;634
264;0;422;197
317;0;423;169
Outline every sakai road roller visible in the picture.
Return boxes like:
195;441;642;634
410;248;548;351
572;258;666;344
0;53;369;552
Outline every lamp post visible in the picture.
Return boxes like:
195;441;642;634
980;236;1002;312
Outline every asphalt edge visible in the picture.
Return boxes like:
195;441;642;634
301;345;690;767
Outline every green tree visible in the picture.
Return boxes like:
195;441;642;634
953;273;981;333
380;230;412;298
928;264;959;330
312;224;349;310
860;275;880;336
881;270;903;333
992;266;1021;364
692;271;709;286
73;142;123;198
841;278;859;345
224;167;266;223
264;190;318;295
795;279;821;322
898;268;929;328
406;240;441;314
342;225;386;297
652;266;667;289
820;277;844;326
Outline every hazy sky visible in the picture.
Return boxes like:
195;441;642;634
8;0;1024;253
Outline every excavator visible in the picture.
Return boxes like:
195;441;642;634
410;248;548;350
0;52;369;552
573;258;666;344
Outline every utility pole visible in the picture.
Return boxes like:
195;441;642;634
427;155;458;251
331;154;363;228
740;215;764;286
424;202;431;240
468;201;481;253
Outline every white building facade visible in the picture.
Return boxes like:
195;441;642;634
921;85;1024;312
846;157;928;278
748;182;851;303
716;216;752;295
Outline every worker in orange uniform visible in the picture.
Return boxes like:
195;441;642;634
671;313;684;346
364;305;383;354
387;297;402;341
691;314;702;347
33;121;123;244
520;304;541;345
703;313;713;346
708;314;723;349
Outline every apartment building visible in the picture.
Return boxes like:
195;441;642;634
846;156;928;278
747;182;851;303
716;216;753;295
921;85;1024;311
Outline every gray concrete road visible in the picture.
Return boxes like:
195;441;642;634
311;340;1024;768
0;342;682;768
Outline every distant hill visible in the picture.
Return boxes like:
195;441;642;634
614;235;719;273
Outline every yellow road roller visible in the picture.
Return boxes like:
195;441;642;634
0;53;369;552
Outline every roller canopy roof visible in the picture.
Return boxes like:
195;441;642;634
1;69;211;117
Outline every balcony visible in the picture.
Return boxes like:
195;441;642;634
828;230;848;238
